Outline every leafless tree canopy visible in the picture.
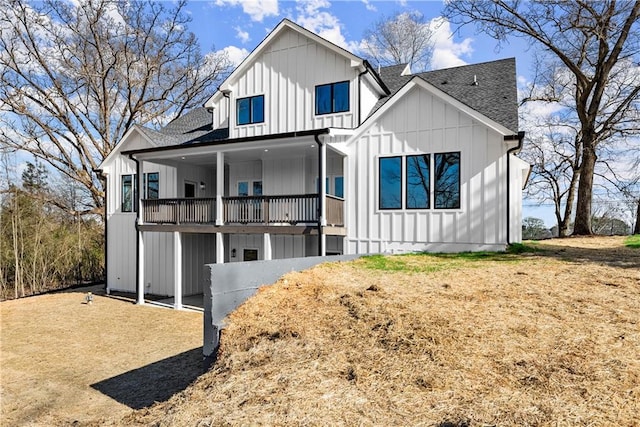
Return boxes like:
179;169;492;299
0;0;231;215
360;11;434;72
444;0;640;235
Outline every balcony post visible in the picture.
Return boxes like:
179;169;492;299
263;233;272;260
216;151;224;226
174;231;183;310
216;232;225;264
318;139;327;256
135;158;145;304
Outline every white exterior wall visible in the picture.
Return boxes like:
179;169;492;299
104;133;219;295
345;85;510;254
228;160;262;195
360;76;379;125
227;27;358;138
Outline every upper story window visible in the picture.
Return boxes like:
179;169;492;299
237;95;264;125
315;81;349;115
144;172;159;199
378;152;460;211
122;174;135;213
121;172;159;212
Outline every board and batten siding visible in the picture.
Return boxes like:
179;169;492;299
227;27;358;138
345;85;510;254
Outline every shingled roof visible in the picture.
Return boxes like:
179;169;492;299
371;58;519;133
134;58;518;147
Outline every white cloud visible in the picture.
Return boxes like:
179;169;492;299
219;45;250;67
429;17;473;70
291;0;360;50
361;0;376;12
234;26;251;43
215;0;278;22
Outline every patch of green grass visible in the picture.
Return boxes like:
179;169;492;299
506;242;542;254
360;248;523;273
624;234;640;248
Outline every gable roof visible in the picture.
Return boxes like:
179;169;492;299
371;58;519;133
205;19;369;109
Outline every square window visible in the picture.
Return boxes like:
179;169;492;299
315;81;349;115
237;95;264;125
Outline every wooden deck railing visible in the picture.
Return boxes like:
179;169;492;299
326;195;344;226
142;198;215;224
223;194;318;224
142;194;344;226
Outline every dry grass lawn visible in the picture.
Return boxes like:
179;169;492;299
1;236;639;426
0;289;203;426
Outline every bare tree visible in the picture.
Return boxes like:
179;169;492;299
360;11;434;72
444;1;640;235
0;0;231;216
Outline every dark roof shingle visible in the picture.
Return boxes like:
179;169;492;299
371;58;519;133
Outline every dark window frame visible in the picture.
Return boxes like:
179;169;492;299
236;94;265;125
121;174;136;213
315;81;350;115
143;172;159;199
378;156;403;210
405;154;430;210
434;152;461;210
377;152;462;212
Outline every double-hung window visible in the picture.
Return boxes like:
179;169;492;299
237;95;264;125
315;81;349;115
378;152;460;210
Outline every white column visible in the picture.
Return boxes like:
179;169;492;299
216;151;224;226
263;233;272;260
216;232;225;264
319;142;327;256
136;160;145;305
320;143;327;227
137;230;145;304
173;231;183;310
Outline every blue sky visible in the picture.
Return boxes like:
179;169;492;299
183;0;554;225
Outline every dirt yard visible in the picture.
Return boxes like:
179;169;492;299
1;236;639;426
0;288;203;426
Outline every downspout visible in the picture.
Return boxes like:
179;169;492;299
314;129;331;255
505;131;526;245
357;67;369;126
129;154;142;304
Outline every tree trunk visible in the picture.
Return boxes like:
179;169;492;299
573;144;597;235
634;198;640;235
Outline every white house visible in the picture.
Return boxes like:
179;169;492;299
97;19;530;306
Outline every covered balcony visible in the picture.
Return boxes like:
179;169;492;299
141;194;344;226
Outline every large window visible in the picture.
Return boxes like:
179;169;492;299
378;152;460;210
237;95;264;125
379;157;402;210
434;153;460;209
406;154;430;209
315;81;349;115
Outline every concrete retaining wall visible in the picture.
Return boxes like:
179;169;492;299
203;255;361;357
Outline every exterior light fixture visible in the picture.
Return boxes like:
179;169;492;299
231;248;237;258
200;181;206;190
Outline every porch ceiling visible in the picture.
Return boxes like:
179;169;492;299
135;135;343;167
